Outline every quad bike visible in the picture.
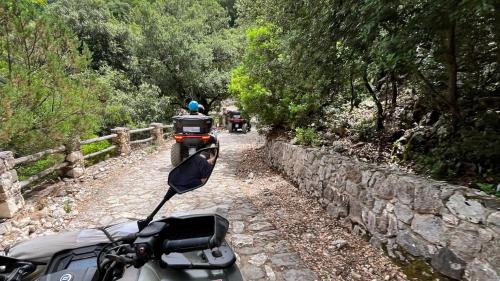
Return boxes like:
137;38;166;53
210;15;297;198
170;114;217;167
1;146;243;281
225;111;250;134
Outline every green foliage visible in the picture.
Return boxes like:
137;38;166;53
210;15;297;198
129;0;241;112
352;119;376;142
232;0;499;128
295;127;320;147
476;183;500;197
63;199;72;213
229;24;322;128
48;0;135;71
97;68;173;129
477;183;494;193
50;0;241;115
81;139;111;156
0;0;102;154
81;135;114;165
16;154;64;181
1;0;241;157
230;0;500;191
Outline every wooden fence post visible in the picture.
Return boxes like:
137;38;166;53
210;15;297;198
0;151;24;218
112;127;131;156
150;123;164;145
63;138;85;178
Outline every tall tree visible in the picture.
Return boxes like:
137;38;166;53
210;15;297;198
0;0;102;153
129;0;241;112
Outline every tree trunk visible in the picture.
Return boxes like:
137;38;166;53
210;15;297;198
391;71;398;110
349;72;356;112
5;25;12;80
363;73;384;131
444;5;460;123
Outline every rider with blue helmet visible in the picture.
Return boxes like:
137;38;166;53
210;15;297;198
186;100;217;143
188;100;206;115
188;100;199;114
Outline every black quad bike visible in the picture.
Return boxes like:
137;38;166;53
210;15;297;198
225;111;250;134
171;114;217;167
1;146;243;281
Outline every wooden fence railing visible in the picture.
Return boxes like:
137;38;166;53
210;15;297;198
0;123;173;218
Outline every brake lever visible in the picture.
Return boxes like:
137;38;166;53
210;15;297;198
105;254;135;265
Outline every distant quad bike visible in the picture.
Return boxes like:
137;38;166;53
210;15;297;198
170;114;217;167
226;110;251;133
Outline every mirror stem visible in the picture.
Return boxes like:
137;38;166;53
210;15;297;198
138;188;177;230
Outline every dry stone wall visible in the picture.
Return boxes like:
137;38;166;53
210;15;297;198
0;152;24;217
265;139;500;281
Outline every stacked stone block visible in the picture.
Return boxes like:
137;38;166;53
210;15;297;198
111;127;131;156
265;140;500;281
150;123;164;145
0;152;24;218
63;138;85;178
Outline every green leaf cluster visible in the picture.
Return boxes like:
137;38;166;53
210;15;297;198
0;0;102;154
295;127;320;147
231;0;500;131
1;0;241;155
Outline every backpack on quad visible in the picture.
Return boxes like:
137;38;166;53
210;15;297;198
170;114;217;167
225;110;250;133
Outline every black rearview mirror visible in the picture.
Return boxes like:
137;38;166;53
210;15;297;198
168;146;219;194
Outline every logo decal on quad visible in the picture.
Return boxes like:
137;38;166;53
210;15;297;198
60;273;73;281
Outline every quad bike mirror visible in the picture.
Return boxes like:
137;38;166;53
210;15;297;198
168;146;219;194
138;146;219;230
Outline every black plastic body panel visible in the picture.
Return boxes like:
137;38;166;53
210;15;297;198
43;245;103;274
173;115;213;134
159;214;229;254
38;268;98;281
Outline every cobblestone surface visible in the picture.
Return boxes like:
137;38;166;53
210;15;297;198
1;131;408;281
2;133;319;281
58;132;318;280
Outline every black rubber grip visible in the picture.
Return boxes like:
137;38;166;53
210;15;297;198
163;237;211;253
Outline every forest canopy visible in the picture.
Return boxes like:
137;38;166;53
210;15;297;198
230;0;500;188
0;0;240;154
1;0;499;189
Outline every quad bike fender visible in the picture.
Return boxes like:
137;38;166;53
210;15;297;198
7;220;138;263
133;261;243;281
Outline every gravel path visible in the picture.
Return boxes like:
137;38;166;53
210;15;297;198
1;131;408;281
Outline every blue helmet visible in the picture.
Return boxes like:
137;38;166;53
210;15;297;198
188;100;199;112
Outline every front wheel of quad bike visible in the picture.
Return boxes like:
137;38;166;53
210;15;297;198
170;142;183;166
242;123;248;134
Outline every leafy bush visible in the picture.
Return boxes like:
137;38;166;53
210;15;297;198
476;183;500;197
352;119;376;142
16;154;65;182
81;135;114;165
295;127;320;147
98;69;174;129
81;139;112;156
229;24;323;129
0;0;103;155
